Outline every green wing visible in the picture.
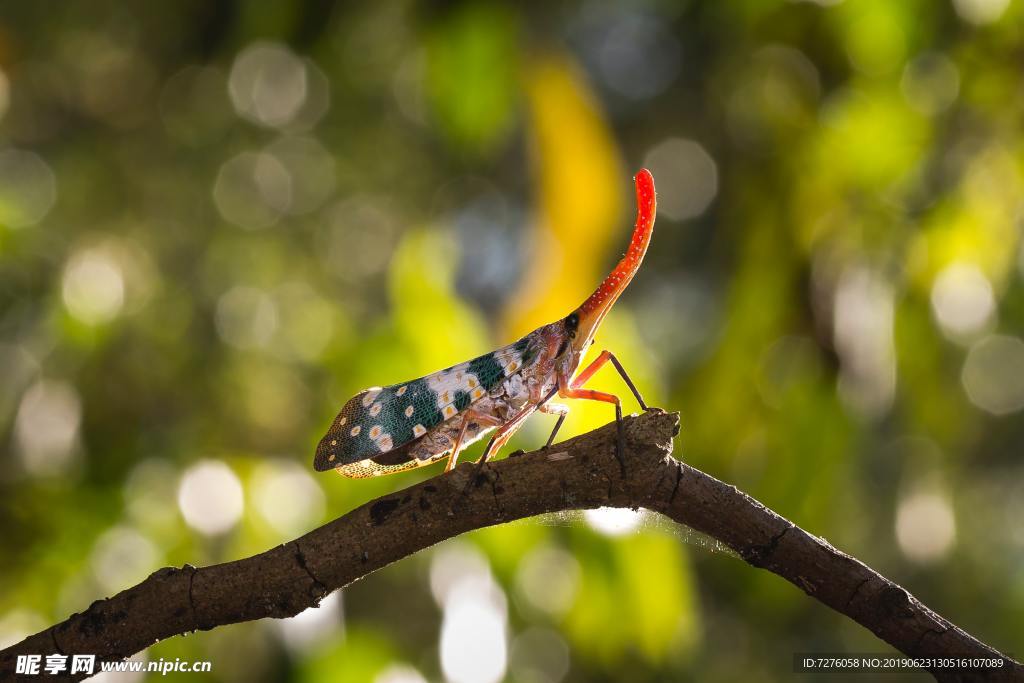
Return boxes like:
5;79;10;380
314;335;537;475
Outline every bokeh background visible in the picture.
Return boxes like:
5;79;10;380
1;1;1022;681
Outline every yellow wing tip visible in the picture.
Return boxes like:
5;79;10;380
334;456;438;479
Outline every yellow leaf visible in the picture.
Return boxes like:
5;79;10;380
503;54;623;338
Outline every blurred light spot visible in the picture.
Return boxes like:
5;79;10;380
0;344;39;427
62;247;126;325
213;151;292;229
0;68;9;122
961;145;1018;208
514;544;581;617
275;591;342;654
844;9;906;76
584;507;644;536
0;148;57;228
962;335;1024;415
1006;481;1024;548
90;526;160;594
334;4;409;90
725;45;821;148
901;52;960;115
178;460;244;536
100;238;157;315
440;564;508;683
273;283;338;363
15;379;81;476
430;541;490;607
574;10;681;100
643;138;718;221
930;262;995;339
510;627;571;683
234;360;311;440
635;276;718;366
265;136;335;215
293;59;331;131
321;197;398;281
229;42;308;129
953;0;1010;25
0;610;47;650
215;286;279;350
834;267;895;419
57;562;105;618
252;460;325;536
74;41;157;129
124;458;179;529
895;491;956;563
392;50;427;125
374;665;428;683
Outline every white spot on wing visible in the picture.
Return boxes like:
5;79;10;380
494;346;523;373
427;363;471;409
362;388;382;407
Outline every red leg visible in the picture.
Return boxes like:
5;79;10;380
570;350;648;410
558;386;619;406
446;409;503;472
477;403;537;464
558;382;627;476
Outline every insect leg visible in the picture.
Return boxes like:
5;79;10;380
445;409;504;473
538;401;570;448
477;403;538;464
558;380;627;476
569;350;648;410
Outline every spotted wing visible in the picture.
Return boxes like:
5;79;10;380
313;334;539;475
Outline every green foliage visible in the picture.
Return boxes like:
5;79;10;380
0;2;1022;682
425;3;521;156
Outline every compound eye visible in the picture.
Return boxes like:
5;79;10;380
565;312;579;339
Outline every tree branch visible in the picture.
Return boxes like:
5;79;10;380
1;410;1018;682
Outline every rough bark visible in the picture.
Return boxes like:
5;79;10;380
1;410;1018;682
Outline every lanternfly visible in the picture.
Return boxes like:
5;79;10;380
314;170;658;478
